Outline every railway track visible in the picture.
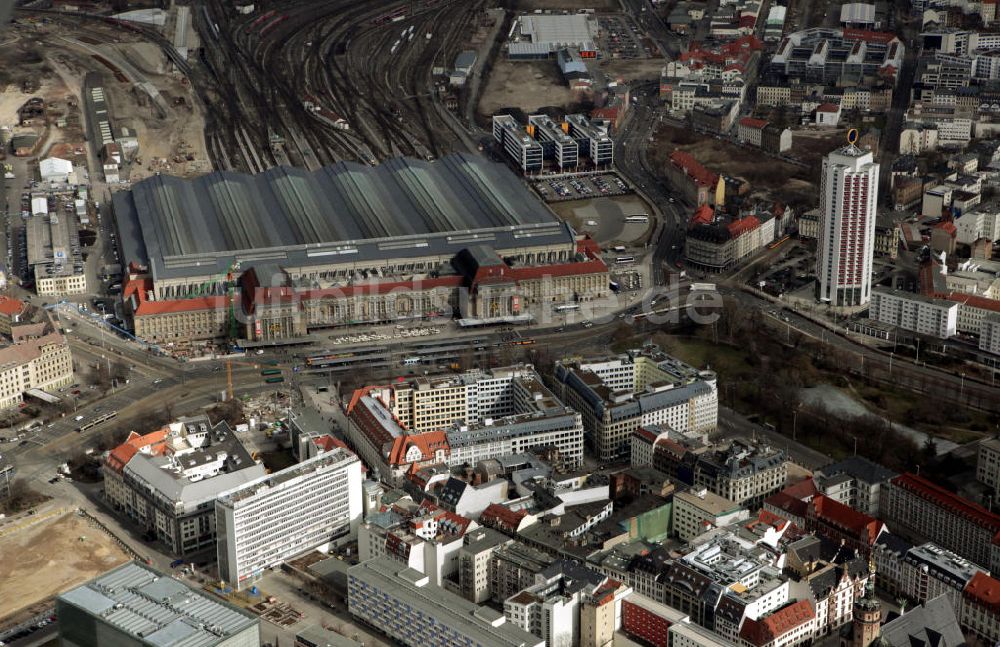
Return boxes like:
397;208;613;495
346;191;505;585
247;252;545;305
22;0;485;172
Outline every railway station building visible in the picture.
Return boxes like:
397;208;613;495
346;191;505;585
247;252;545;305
112;154;609;345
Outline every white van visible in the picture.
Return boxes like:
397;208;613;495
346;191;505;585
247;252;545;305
402;357;420;366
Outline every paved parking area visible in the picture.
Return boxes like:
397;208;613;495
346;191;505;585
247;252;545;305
596;14;649;59
534;173;630;202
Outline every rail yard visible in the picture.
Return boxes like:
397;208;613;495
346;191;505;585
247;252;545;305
197;0;486;171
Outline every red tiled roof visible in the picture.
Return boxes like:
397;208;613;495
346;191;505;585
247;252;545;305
670;151;718;188
726;216;761;238
809;495;883;546
126;277;232;316
891;473;1000;532
481;503;528;532
781;477;818;501
313;434;349;453
935;221;957;235
965;572;1000;612
0;296;25;316
591;107;620;122
740;601;815;646
387;431;451;466
633;427;663;443
843;28;897;44
940;292;1000;314
106;428;169;473
252;239;607;305
750;509;790;531
816;103;840;113
739;117;769;129
765;491;808;520
690;205;714;227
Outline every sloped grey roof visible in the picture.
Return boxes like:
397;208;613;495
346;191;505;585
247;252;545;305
879;595;966;647
113;154;565;281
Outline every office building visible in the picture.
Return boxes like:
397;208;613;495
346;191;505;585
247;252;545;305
493;113;614;172
347;365;585;482
347;556;545;647
527;114;579;170
458;527;515;603
769;28;904;86
0;326;73;410
739;600;817;647
620;594;691;647
962;571;1000;644
103;416;265;557
805;495;885;554
674;487;749;542
881;472;1000;570
56;561;259;647
815;144;880;307
113;154;610;344
358;499;477;587
693;440;786;507
981;313;1000;355
215;448;361;589
553;345;718;461
813;456;896;517
869;287;958;338
25;211;87;296
977;436;1000;490
504;560;631;647
565;113;614;166
493;115;543;173
899;542;984;613
491;541;559;602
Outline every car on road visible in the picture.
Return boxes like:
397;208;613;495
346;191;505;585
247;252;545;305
153;379;162;385
74;415;84;421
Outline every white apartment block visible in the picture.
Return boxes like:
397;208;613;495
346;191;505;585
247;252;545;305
348;557;545;647
674;488;749;542
955;209;1000;245
981;313;1000;356
215;448;363;589
869;287;959;338
977;437;1000;490
0;331;73;409
553;346;718;461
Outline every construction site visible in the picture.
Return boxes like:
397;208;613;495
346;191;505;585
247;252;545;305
0;508;131;626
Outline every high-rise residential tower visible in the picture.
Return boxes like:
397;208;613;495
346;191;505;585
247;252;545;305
815;142;880;307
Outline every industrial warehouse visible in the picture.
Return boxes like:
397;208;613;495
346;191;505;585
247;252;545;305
112;154;610;345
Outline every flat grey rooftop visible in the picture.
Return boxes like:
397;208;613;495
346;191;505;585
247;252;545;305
58;561;257;646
